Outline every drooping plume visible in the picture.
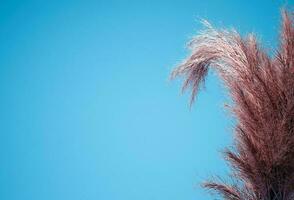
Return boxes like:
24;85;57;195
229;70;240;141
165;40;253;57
171;10;294;200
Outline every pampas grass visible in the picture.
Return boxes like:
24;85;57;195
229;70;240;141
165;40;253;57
171;10;294;200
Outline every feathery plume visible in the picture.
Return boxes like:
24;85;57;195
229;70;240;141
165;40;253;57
171;10;294;200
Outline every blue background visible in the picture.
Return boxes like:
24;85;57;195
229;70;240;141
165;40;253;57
0;0;292;199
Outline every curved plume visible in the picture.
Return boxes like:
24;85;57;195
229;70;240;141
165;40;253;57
172;10;294;200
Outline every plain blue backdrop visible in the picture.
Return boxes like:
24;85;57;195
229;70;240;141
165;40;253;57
0;0;292;199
